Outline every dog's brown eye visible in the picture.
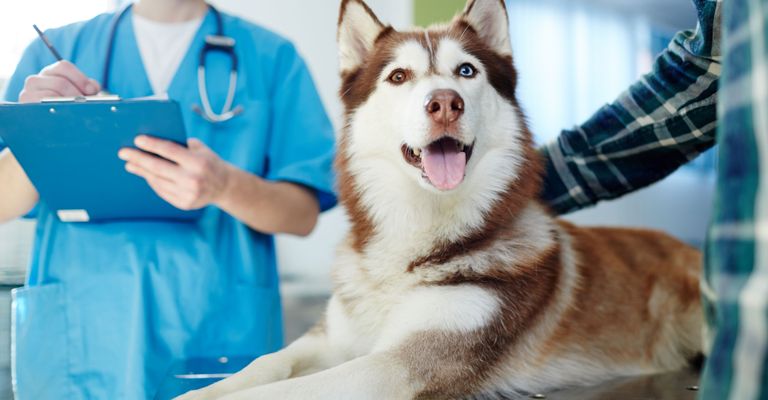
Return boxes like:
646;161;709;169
387;69;409;85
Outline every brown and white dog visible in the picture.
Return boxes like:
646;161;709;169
178;0;703;398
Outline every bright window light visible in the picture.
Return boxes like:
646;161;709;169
0;1;115;80
507;0;652;144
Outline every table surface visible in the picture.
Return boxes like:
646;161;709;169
154;357;253;400
155;358;701;400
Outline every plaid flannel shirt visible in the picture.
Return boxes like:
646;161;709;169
540;0;721;215
541;0;768;398
700;0;768;399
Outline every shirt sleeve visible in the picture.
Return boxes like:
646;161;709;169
264;42;337;212
1;39;49;150
540;0;722;215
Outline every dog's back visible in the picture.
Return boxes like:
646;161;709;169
482;222;702;395
569;225;702;365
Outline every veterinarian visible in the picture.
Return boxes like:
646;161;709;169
542;0;768;398
0;0;336;398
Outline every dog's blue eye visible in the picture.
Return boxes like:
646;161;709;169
458;63;477;78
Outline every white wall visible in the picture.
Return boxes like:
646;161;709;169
508;0;714;246
210;0;412;125
582;0;696;30
209;0;413;291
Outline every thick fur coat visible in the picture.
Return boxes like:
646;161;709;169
177;0;702;398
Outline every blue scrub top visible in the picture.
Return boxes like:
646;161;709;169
1;8;336;400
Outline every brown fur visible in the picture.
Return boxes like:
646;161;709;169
407;141;542;271
397;224;701;399
338;10;542;261
538;223;702;367
332;0;702;397
177;3;702;400
334;135;376;253
400;244;562;399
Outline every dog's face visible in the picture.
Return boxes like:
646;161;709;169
337;0;529;195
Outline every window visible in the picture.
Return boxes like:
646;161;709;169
505;0;714;245
0;0;115;85
506;0;716;174
506;0;653;144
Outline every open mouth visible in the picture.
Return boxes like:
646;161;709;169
401;137;475;191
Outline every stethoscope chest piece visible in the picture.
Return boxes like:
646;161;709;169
193;34;243;123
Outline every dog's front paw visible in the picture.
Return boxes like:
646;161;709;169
173;388;213;400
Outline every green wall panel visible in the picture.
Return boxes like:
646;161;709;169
414;0;466;27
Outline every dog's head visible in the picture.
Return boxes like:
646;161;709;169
337;0;536;196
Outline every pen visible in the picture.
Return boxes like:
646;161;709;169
32;24;111;96
32;24;64;61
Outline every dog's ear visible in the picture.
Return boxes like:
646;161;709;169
459;0;512;56
338;0;386;73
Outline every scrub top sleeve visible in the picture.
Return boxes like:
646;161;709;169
265;44;337;212
1;39;50;149
4;39;50;103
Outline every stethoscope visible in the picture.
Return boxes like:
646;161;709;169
102;3;243;123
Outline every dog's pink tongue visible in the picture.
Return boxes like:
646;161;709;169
422;140;467;191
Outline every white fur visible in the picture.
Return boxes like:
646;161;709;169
418;204;556;282
345;37;528;280
325;295;374;359
175;1;700;399
480;226;622;395
177;21;536;400
462;0;513;56
373;285;500;351
327;248;501;353
338;1;384;72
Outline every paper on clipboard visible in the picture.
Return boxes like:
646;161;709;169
38;93;169;103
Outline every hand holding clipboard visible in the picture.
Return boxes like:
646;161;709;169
0;27;201;222
0;96;200;222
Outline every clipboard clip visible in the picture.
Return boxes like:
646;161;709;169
41;95;122;103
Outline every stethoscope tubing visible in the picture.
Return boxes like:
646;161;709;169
101;3;241;123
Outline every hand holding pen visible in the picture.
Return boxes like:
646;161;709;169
20;25;102;103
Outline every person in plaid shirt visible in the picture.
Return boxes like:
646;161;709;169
541;0;768;398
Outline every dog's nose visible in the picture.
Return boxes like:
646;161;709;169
425;89;464;124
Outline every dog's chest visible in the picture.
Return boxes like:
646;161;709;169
328;249;424;352
337;266;415;327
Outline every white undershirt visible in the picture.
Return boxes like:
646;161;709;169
132;13;204;95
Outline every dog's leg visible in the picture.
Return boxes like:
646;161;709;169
216;351;416;400
215;330;500;400
216;285;510;400
175;319;345;400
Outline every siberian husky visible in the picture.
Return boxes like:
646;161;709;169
178;0;703;398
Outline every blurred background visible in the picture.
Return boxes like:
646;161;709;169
0;0;714;397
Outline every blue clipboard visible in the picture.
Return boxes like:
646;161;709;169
0;97;202;222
